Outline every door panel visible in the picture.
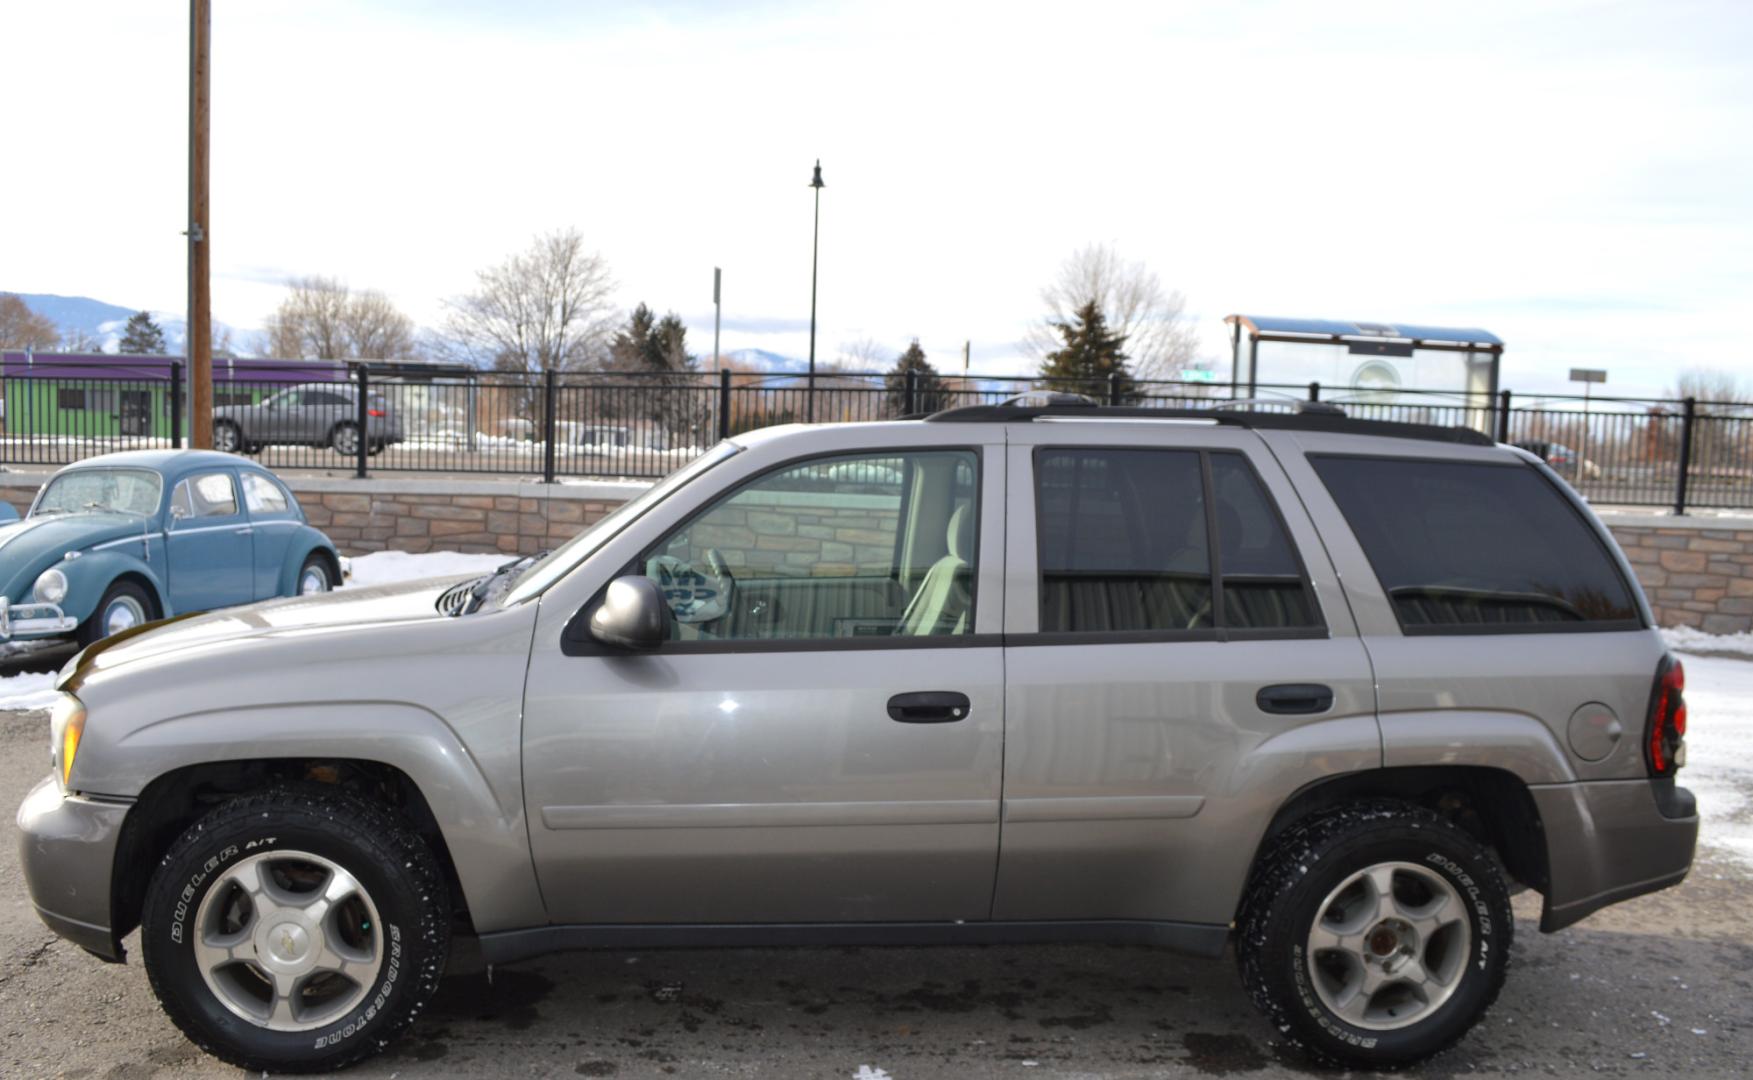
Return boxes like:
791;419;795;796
241;471;299;598
522;647;1004;923
166;471;254;612
992;430;1380;927
521;440;1009;925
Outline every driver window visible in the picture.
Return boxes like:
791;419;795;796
172;472;240;519
638;450;978;642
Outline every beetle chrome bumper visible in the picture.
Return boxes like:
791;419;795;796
0;597;78;641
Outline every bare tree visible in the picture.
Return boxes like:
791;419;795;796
0;294;60;350
59;326;108;353
1026;243;1198;381
260;276;416;360
835;337;889;372
441;228;616;374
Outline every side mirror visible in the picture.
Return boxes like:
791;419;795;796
588;576;668;650
169;504;190;523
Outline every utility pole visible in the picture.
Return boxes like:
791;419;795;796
186;0;213;448
712;267;722;373
806;160;824;422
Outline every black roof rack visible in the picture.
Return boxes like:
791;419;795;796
924;396;1495;447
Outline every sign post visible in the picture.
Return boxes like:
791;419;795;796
1570;368;1607;489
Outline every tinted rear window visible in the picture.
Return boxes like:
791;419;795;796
1312;456;1640;632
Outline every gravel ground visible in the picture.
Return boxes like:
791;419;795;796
2;684;1751;1078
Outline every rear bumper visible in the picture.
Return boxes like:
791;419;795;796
1532;778;1697;932
16;777;130;960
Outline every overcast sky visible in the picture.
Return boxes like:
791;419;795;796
7;0;1751;397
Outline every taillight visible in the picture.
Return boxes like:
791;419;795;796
368;408;386;418
1645;655;1687;776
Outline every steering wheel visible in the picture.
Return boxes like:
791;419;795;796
647;547;736;624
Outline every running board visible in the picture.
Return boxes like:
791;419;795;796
475;919;1231;966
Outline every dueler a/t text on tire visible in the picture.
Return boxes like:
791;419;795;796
1237;800;1512;1069
141;786;449;1073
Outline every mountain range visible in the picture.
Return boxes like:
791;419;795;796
8;292;240;355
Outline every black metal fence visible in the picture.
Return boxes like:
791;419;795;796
1;359;1748;513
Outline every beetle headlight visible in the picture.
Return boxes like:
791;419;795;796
49;692;85;788
33;567;68;605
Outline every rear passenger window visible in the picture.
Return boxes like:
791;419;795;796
1312;457;1640;632
1037;449;1212;633
1034;449;1320;635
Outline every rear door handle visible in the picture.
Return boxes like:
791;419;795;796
887;691;971;724
1256;683;1334;715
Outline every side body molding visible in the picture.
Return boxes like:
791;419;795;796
101;702;546;932
1379;709;1578;785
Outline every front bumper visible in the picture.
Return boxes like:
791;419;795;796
16;777;130;960
1532;778;1698;932
0;597;77;641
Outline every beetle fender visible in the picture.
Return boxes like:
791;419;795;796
57;550;170;624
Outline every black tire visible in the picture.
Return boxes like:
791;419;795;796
213;420;244;455
1237;800;1511;1069
141;786;449;1073
329;422;359;456
296;552;334;595
77;578;157;647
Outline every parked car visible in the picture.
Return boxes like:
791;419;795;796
1513;438;1602;481
213;383;404;457
0;450;343;646
18;397;1695;1072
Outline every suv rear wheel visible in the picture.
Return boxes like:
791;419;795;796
141;786;449;1072
1237;800;1511;1068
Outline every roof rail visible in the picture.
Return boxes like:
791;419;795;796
924;393;1494;446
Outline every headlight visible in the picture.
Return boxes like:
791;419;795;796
33;567;68;605
49;692;85;788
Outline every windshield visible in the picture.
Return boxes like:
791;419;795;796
501;441;741;606
34;468;163;517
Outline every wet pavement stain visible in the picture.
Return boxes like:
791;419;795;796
1183;1031;1269;1074
426;966;556;1032
574;1062;618;1077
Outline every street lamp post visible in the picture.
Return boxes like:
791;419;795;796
807;159;824;422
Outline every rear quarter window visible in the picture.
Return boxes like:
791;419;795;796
1311;456;1641;633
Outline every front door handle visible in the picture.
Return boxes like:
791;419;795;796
887;691;971;724
1256;683;1334;715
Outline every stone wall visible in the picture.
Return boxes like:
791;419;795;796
1601;514;1753;634
6;465;1753;632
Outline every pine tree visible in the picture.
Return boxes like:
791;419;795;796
1036;299;1137;403
883;340;947;416
117;311;168;355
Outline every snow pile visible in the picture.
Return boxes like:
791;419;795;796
1662;625;1753;657
0;672;61;711
341;550;510;589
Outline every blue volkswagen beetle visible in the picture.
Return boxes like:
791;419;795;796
0;450;344;645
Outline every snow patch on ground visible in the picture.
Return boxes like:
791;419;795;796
1666;650;1753;873
0;673;61;711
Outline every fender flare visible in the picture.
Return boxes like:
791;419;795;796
1379;708;1577;784
59;550;170;624
277;531;342;595
94;701;546;933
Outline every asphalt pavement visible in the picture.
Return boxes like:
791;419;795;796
1;704;1750;1078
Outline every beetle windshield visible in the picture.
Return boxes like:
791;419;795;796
500;441;741;606
33;469;163;517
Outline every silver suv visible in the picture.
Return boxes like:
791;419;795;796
17;397;1697;1072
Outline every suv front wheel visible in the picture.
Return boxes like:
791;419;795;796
1237;800;1511;1068
141;785;449;1072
